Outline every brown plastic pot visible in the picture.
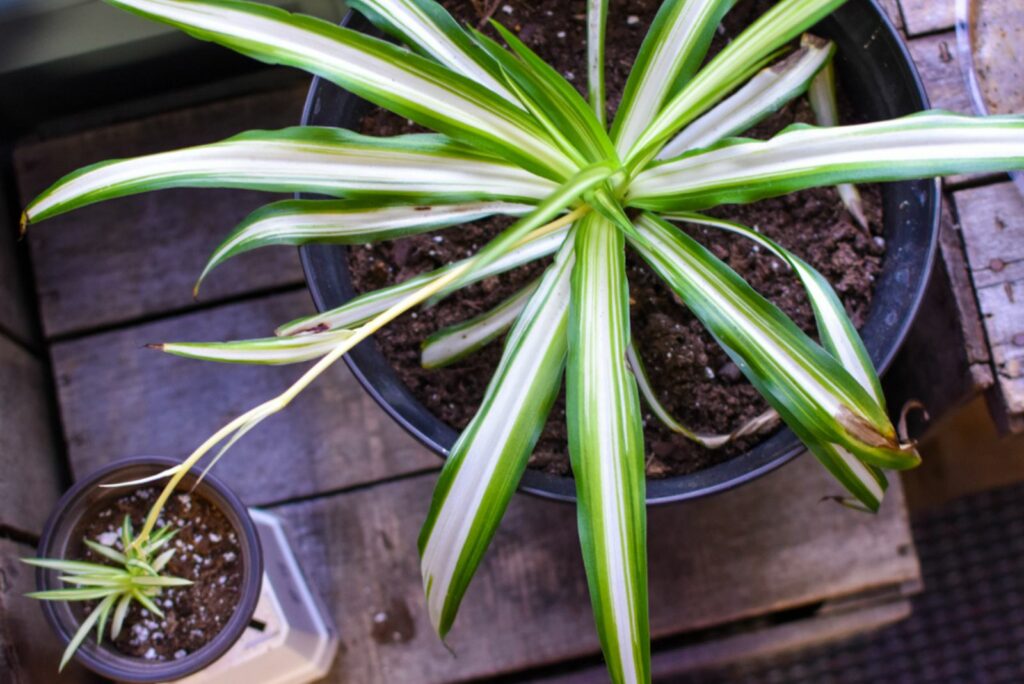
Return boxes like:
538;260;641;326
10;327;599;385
34;457;263;682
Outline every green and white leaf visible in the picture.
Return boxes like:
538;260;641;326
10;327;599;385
630;113;1024;211
348;0;516;102
663;212;882;403
806;45;869;230
132;576;193;587
21;558;122;575
586;0;609;126
106;0;573;179
659;212;889;508
25;128;557;224
26;587;120;601
59;594;117;671
419;235;575;636
157;329;357;365
612;0;738;155
438;161;617;297
198;198;533;290
567;214;649;684
657;35;834;159
630;213;915;471
471;24;615;165
627;343;779;448
111;594;133;640
421;279;538;368
625;0;848;169
82;540;128;566
276;225;569;336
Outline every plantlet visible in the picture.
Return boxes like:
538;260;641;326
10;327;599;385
24;518;191;671
21;0;1024;680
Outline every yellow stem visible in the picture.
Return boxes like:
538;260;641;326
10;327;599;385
134;206;590;546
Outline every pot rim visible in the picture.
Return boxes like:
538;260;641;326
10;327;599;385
34;456;263;682
298;0;940;505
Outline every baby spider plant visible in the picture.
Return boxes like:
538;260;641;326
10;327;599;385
21;0;1024;681
24;518;190;671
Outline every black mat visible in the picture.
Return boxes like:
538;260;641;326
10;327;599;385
674;481;1024;683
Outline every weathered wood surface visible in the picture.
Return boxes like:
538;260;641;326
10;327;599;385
11;1;1012;678
14;85;309;339
898;0;955;37
542;597;912;683
0;539;98;683
884;198;993;433
0;334;64;536
273;455;919;683
954;182;1024;432
876;0;904;30
907;31;971;114
52;289;438;504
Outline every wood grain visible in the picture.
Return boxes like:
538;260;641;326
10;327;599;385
273;454;919;683
51;289;439;505
14;86;309;339
899;0;955;36
0;539;98;683
0;334;64;536
907;31;971;114
955;182;1024;289
954;183;1024;431
544;597;913;683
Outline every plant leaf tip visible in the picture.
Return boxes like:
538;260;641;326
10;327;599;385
19;211;29;239
144;343;165;351
820;495;879;514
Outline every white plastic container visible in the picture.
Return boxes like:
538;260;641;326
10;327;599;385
177;509;338;684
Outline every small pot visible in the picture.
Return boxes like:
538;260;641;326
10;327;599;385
298;0;940;504
35;457;263;682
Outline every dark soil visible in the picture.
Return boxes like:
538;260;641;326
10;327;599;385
74;487;243;661
347;0;886;478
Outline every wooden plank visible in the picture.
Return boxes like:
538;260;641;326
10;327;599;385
13;85;309;339
0;538;98;683
883;198;993;431
877;0;905;32
273;454;919;683
907;31;971;114
541;598;913;683
976;279;1024;432
899;0;955;36
51;289;438;504
954;182;1024;432
0;334;64;536
955;182;1024;289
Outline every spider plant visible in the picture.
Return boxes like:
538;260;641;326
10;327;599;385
21;0;1024;680
24;518;190;671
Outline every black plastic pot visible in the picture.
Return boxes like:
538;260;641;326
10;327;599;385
299;0;939;504
35;457;263;682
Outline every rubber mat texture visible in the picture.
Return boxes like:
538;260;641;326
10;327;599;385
675;481;1024;683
